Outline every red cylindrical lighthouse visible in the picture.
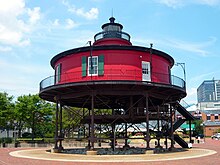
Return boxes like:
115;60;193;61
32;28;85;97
47;17;178;88
39;17;192;153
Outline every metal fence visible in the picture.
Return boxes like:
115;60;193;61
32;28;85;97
94;31;131;42
40;69;185;91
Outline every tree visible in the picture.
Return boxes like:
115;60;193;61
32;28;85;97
61;107;113;138
192;119;203;135
62;106;84;138
15;94;55;138
0;92;14;137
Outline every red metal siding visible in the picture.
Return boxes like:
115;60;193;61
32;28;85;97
93;38;132;46
54;49;171;84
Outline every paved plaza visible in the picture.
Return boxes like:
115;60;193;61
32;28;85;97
0;138;220;165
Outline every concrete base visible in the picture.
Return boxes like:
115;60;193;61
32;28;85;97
51;148;61;153
145;150;154;154
123;145;130;149
168;147;176;152
154;147;166;153
58;146;64;151
86;150;97;155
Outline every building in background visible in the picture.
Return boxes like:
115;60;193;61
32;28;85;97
200;110;220;136
194;79;220;136
197;79;220;110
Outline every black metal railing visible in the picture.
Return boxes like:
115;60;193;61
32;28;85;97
39;69;185;91
94;31;131;42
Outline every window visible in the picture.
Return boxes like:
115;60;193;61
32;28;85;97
215;114;219;121
55;63;61;83
82;55;104;77
88;56;98;75
207;114;211;121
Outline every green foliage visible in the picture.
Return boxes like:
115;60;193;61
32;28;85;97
0;91;116;140
62;106;83;138
192;119;203;135
0;137;13;144
0;92;55;139
0;92;14;129
22;132;32;138
15;94;55;138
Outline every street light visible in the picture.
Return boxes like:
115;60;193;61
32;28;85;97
175;62;186;82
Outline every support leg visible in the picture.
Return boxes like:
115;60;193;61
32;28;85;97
156;106;161;148
145;94;150;149
58;104;63;151
124;123;128;147
169;104;175;150
112;123;116;151
189;120;192;143
91;93;95;150
54;100;59;150
88;109;91;149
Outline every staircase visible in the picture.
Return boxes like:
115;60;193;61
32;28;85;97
172;102;195;148
176;102;195;120
173;118;186;131
174;134;188;148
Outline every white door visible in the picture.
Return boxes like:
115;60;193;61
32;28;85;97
142;61;151;81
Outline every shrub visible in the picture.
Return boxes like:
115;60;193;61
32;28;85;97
0;137;13;144
22;132;32;138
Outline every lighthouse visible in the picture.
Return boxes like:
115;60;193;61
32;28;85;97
39;17;194;153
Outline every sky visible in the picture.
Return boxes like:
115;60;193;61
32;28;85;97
0;0;220;104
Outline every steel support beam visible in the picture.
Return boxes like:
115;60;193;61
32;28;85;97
58;104;63;150
91;92;95;150
125;123;128;147
54;99;59;149
157;106;161;147
88;108;91;149
145;93;150;149
112;123;116;151
170;104;175;149
189;120;192;143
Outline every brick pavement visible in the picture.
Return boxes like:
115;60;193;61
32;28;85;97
0;138;219;165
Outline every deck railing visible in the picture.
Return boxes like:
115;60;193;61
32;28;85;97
39;69;185;91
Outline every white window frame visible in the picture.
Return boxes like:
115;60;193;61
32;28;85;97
55;63;61;84
207;114;211;121
142;61;151;81
215;114;219;121
88;56;98;76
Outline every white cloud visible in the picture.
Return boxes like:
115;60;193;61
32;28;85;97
133;37;217;56
0;46;12;52
62;0;99;20
156;0;184;8
53;19;60;26
165;37;217;56
27;7;41;24
195;0;220;6
189;72;218;85
186;87;197;97
0;0;41;46
0;0;25;15
65;18;78;29
74;8;99;20
155;0;220;8
0;59;53;97
184;87;197;104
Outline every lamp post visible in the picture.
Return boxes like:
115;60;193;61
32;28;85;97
175;62;186;82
